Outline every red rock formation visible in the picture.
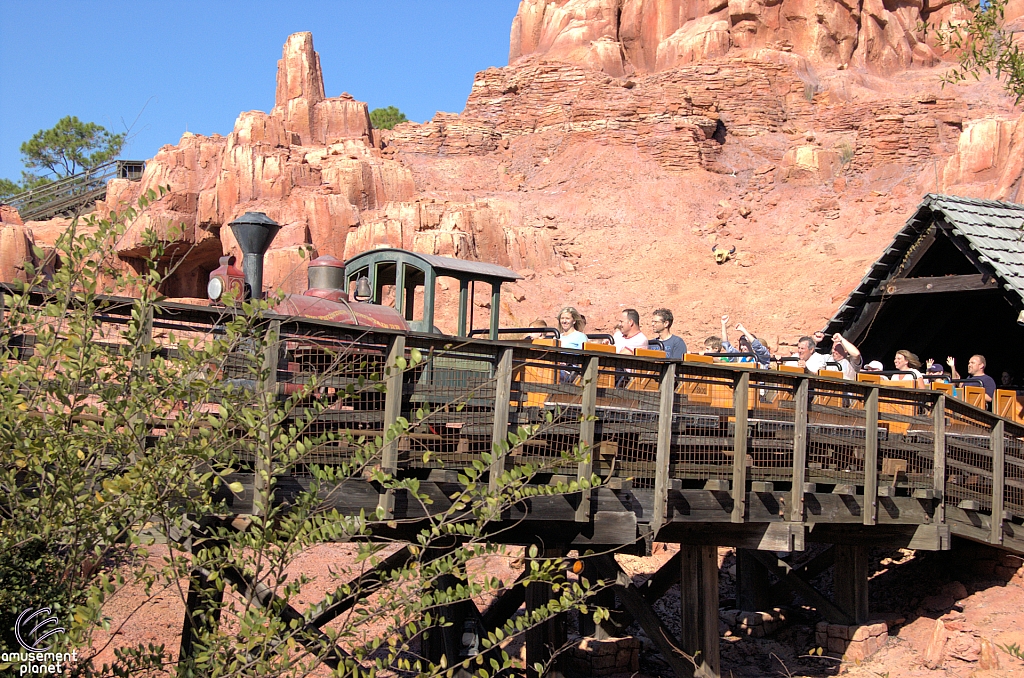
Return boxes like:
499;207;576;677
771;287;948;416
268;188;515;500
937;115;1024;202
0;222;35;283
509;0;1023;74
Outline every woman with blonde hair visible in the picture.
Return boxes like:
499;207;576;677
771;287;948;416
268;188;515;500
893;349;924;387
556;306;588;350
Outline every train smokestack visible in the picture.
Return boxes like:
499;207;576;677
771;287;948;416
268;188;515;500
228;212;280;299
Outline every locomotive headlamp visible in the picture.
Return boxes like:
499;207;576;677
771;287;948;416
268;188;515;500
207;276;224;301
207;255;245;305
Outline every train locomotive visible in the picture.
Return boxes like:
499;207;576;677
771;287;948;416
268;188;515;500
207;212;522;338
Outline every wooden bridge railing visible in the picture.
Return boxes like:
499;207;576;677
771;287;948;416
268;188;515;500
3;292;1023;552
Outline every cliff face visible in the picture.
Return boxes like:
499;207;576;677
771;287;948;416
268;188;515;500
507;0;1024;76
6;8;1023;345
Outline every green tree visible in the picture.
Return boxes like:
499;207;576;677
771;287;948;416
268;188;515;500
370;106;409;130
21;115;125;180
0;116;125;199
0;196;607;677
0;177;20;200
936;0;1024;103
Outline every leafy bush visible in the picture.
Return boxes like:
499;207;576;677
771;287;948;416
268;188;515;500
0;190;604;677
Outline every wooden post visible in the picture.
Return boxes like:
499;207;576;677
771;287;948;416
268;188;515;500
525;549;566;678
651;362;677;534
933;394;946;524
833;544;869;625
991;419;1005;545
790;378;809;523
254;319;280;518
731;371;750;524
579;558;620;640
379;334;406;519
679;544;720;677
736;549;771;612
129;306;153;463
863;388;879;527
488;347;514;493
576;356;599;523
178;567;224;664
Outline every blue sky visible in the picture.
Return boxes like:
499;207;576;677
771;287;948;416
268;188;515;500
0;1;522;182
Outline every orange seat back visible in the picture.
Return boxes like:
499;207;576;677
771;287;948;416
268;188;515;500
683;353;713;364
878;379;913;434
582;342;616;388
627;348;665;391
516;339;558;406
962;385;986;409
995;389;1017;420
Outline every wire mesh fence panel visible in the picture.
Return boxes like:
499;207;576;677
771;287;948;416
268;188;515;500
669;363;739;484
944;399;996;512
404;338;499;470
279;329;393;473
876;386;938;491
747;371;800;483
1003;421;1024;519
805;380;869;487
506;344;587;478
591;353;662;488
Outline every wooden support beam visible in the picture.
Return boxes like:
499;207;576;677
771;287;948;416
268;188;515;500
255;319;280;518
878;274;998;295
576;356;599;522
732;372;750;524
591;554;701;678
933;394;946;525
833;544;869;625
790;378;809;523
579;557;621;639
378;334;406;519
220;564;348;669
679;545;721;677
129;306;153;464
526;549;567;678
480;569;529;632
991;419;1005;546
750;550;854;625
178;566;225;665
652;362;677;535
488;346;514;493
736;548;771;612
864;388;879;527
306;546;415;628
767;545;835;603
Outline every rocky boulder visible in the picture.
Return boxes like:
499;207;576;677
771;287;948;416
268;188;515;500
938;115;1024;202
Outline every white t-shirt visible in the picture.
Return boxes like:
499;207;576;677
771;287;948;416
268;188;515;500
613;330;649;354
804;352;830;373
892;369;921;382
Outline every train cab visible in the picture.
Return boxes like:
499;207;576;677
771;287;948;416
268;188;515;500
343;248;522;339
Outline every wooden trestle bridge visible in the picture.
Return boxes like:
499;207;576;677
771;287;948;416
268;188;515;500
8;295;1024;678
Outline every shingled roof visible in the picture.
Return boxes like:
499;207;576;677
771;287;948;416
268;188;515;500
825;194;1024;335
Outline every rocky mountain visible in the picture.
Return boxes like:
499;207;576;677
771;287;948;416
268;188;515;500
2;0;1023;349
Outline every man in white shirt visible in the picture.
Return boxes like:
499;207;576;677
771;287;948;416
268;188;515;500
794;334;830;373
613;308;648;354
